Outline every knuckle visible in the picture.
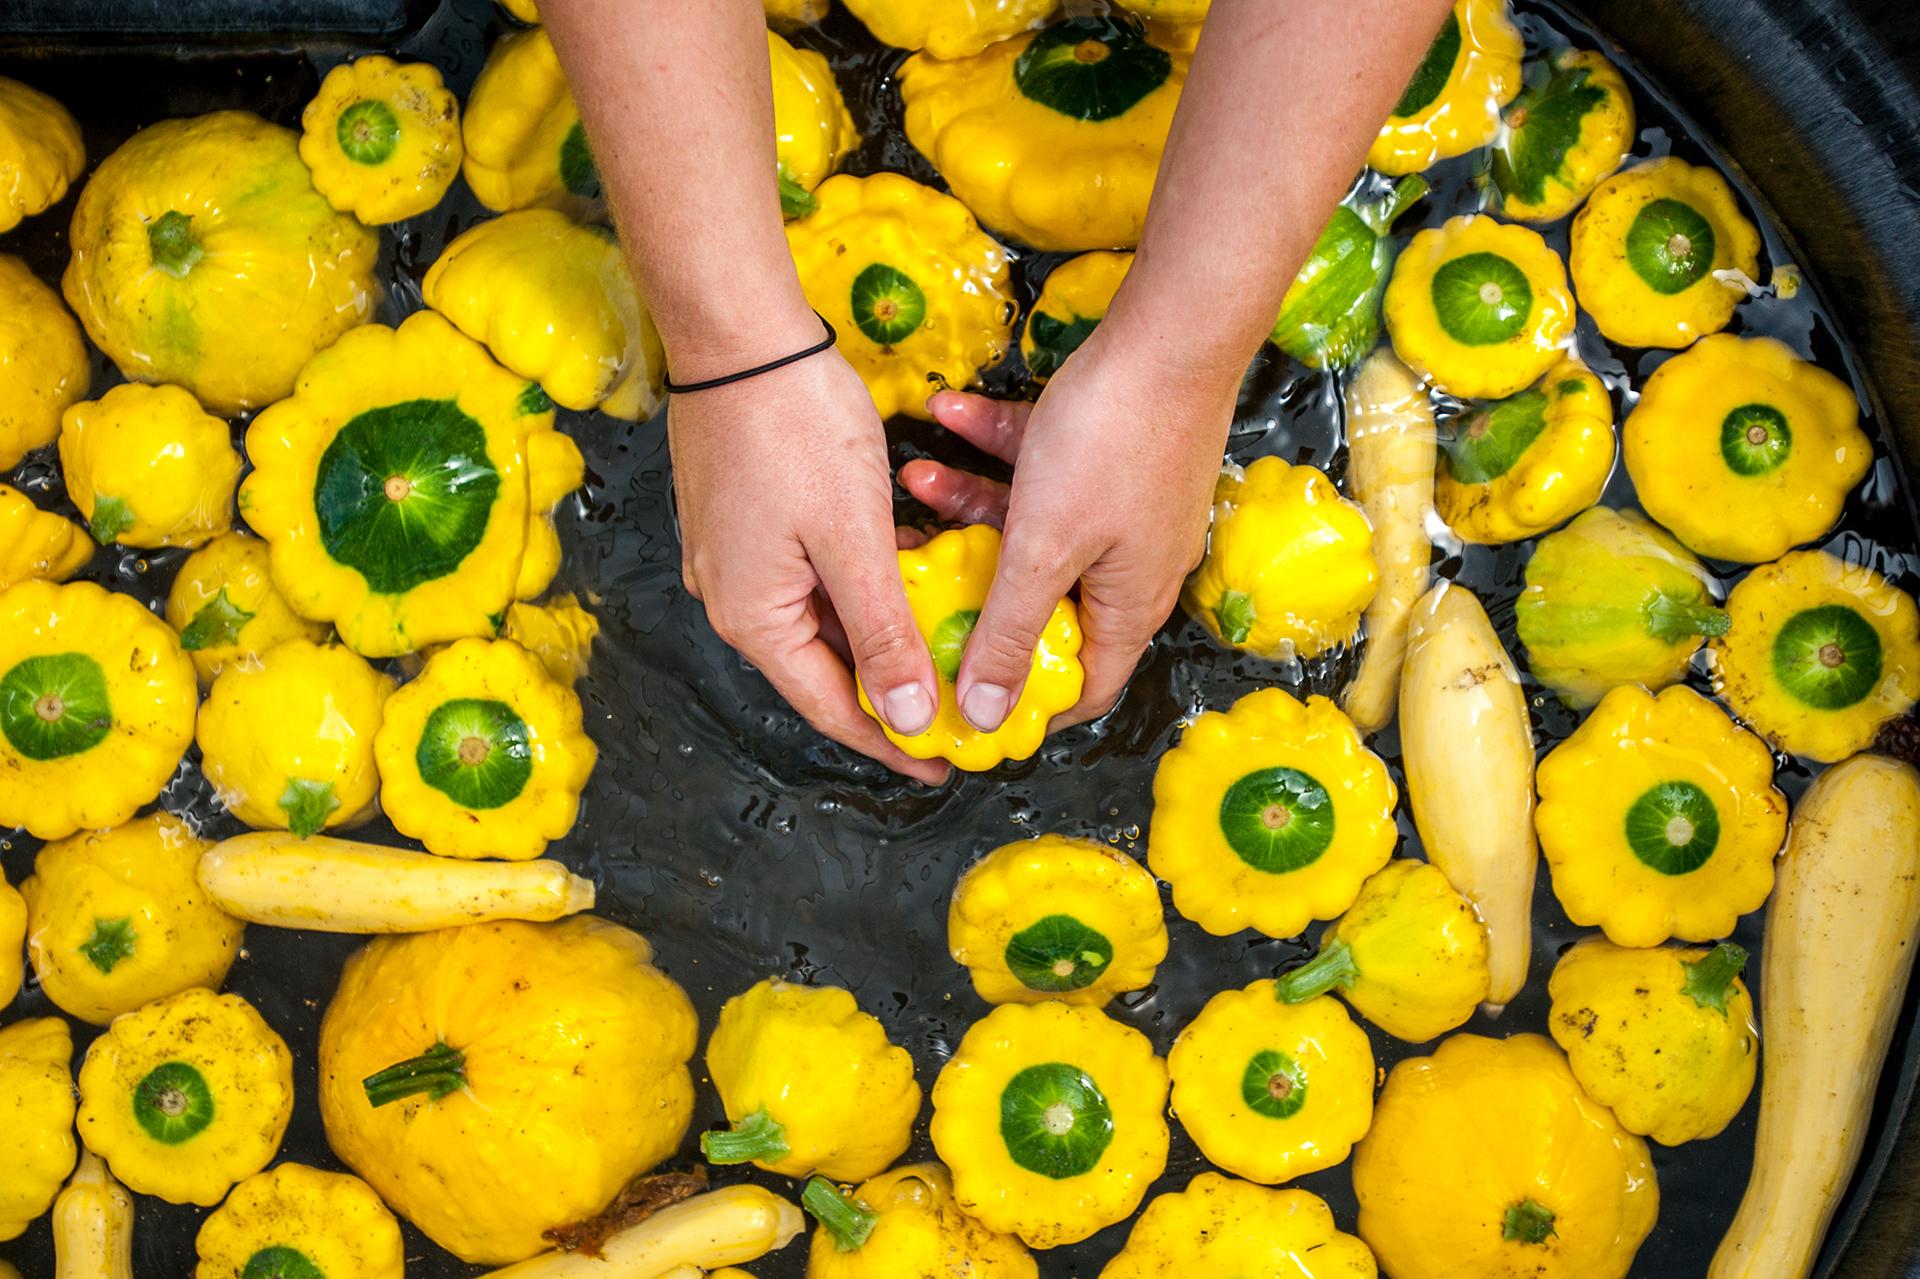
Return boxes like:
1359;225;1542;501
967;625;1037;678
851;617;920;671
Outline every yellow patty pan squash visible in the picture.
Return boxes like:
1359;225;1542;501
771;31;860;218
1548;937;1757;1146
423;209;666;419
0;76;83;233
1169;984;1374;1185
1515;507;1728;708
788;173;1013;422
898;17;1189;252
802;1163;1037;1278
0;483;90;591
59;383;242;550
1437;357;1613;544
500;594;597;684
1278;858;1490;1043
1181;456;1379;661
1271;174;1430;373
1624;334;1868;564
1489;50;1635;223
932;1001;1169;1250
0;867;21;1007
198;639;395;838
1022;250;1132;382
165;532;331;688
78;986;294;1207
374;637;594;861
1710;548;1920;762
1385;214;1575;399
195;1163;405;1279
767;0;830;28
1114;0;1210;20
1101;1173;1377;1279
301;56;462;226
0;579;197;840
241;311;583;657
0;1018;76;1241
1570;157;1761;349
63;111;378;415
856;524;1082;770
0;254;89;471
1150;687;1397;939
318;917;698;1264
842;0;1052;58
462;28;599;215
1537;684;1785;948
1370;0;1523;176
1354;1033;1657;1279
22;813;244;1025
948;833;1167;1007
704;978;920;1182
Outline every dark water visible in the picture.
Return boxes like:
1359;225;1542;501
2;1;1917;1276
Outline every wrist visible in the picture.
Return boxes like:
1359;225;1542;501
657;292;826;387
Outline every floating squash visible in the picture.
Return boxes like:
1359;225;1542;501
1022;251;1132;381
0;483;90;592
802;1163;1036;1278
841;0;1054;59
59;383;242;550
165;532;331;688
1101;1173;1376;1278
0;76;83;233
1369;0;1523;176
194;1163;406;1279
771;30;860;218
1270;175;1429;372
1489;49;1635;223
1436;355;1613;544
0;1018;76;1241
0;254;89;471
462;28;599;215
300;55;463;225
499;594;598;685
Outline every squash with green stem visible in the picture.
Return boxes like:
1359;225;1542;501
802;1164;1036;1278
1270;174;1428;371
300;56;462;225
1435;357;1614;545
1489;49;1636;224
165;532;331;688
462;28;599;215
1022;251;1132;382
771;30;859;219
59;383;242;550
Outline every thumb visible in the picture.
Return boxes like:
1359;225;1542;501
810;525;939;739
955;524;1085;733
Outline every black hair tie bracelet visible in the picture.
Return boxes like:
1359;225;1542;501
661;312;838;395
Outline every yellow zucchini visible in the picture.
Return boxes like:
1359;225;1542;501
1341;347;1437;734
479;1185;805;1277
1399;581;1538;1011
197;832;594;933
1710;754;1920;1278
54;1151;134;1279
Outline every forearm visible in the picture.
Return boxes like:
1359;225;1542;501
543;0;820;378
1105;0;1454;389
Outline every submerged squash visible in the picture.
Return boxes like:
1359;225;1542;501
1710;548;1920;762
0;484;90;591
1624;334;1868;564
59;383;243;549
1385;213;1576;399
22;813;244;1025
1436;356;1613;544
841;0;1053;59
300;55;462;225
1369;0;1523;176
1490;49;1635;223
1270;175;1429;372
803;1163;1037;1279
898;16;1190;251
63;111;379;415
1102;1174;1377;1279
374;637;596;861
195;1163;406;1279
1;1018;77;1241
319;917;698;1264
499;594;598;685
771;30;860;218
1570;156;1762;349
423;209;666;419
0;580;198;840
197;639;396;838
0;77;84;233
462;28;599;215
1022;251;1132;381
165;532;332;687
788;173;1013;422
242;311;584;657
0;254;89;471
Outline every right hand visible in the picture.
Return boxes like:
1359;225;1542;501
669;342;949;785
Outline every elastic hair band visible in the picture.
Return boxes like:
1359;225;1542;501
661;312;838;394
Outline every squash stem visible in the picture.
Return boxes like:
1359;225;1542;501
147;210;205;278
1276;937;1360;1004
1364;173;1431;234
1503;1198;1557;1244
362;1042;466;1107
1214;591;1256;646
777;166;818;220
1645;595;1731;642
1681;941;1748;1015
699;1106;791;1165
801;1176;877;1253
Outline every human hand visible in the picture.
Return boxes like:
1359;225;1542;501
671;344;949;785
904;325;1236;732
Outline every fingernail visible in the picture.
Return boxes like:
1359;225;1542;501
883;683;935;736
961;683;1011;732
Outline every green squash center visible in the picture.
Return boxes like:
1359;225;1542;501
1392;10;1463;118
1241;1048;1308;1120
850;264;928;347
133;1060;216;1144
1772;604;1883;709
147;210;204;278
336;99;400;166
179;588;256;651
1625;198;1717;294
0;652;113;762
560;120;601;199
1503;1198;1558;1245
999;1062;1115;1179
1491;62;1609;205
1624;780;1721;875
1443;388;1550;485
1218;767;1336;873
1719;403;1793;476
1026;308;1101;380
1430;252;1534;346
243;1247;327;1279
928;607;980;684
1004;914;1114;993
314;397;501;596
1013;17;1171;122
416;697;534;809
79;917;137;974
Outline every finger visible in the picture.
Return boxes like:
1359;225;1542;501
1051;568;1181;730
926;391;1031;465
955;523;1087;733
809;523;941;742
899;459;1012;528
895;525;930;550
754;635;951;786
